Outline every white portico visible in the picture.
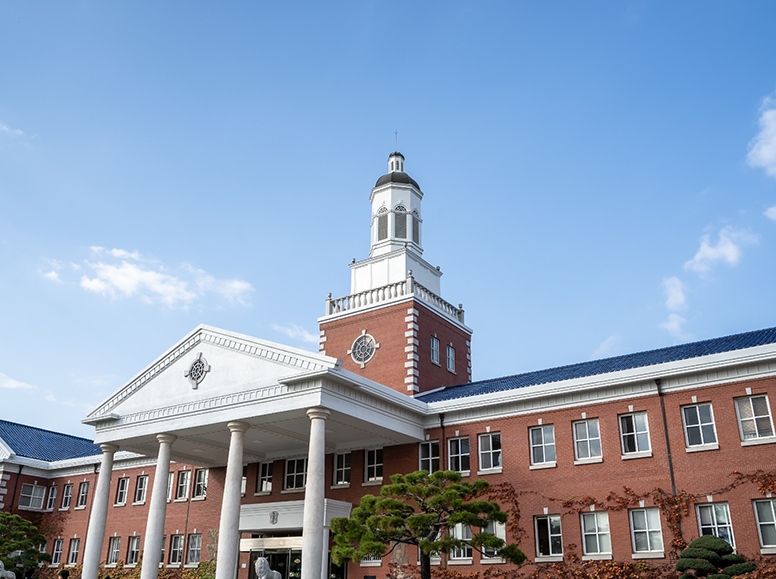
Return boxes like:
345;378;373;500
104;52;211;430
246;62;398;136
80;324;429;579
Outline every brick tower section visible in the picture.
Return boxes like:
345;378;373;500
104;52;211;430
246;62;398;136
319;299;472;395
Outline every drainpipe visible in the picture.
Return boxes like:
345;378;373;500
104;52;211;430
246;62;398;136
9;465;23;514
655;379;677;497
438;414;446;471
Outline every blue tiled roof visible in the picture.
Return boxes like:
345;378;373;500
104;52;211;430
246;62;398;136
0;420;101;461
417;326;776;404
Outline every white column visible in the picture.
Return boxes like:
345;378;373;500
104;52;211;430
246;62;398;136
82;443;119;579
301;407;330;579
215;421;250;579
140;433;177;579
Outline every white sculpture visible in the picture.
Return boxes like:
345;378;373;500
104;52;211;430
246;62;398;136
0;562;17;579
254;557;282;579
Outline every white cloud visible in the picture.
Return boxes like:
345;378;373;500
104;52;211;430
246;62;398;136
662;276;686;310
81;261;197;307
272;323;319;344
591;335;622;359
0;372;36;389
89;246;141;260
186;264;254;306
660;314;693;341
43;270;62;282
765;206;776;221
683;226;758;274
748;95;776;179
0;122;24;137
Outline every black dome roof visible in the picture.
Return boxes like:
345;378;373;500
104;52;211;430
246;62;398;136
374;171;421;190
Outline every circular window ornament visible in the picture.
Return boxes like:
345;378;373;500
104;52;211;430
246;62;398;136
348;330;379;368
185;352;211;389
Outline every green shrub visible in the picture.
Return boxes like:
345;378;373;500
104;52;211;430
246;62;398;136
680;547;722;565
720;562;756;576
720;554;746;565
706;575;731;579
676;557;718;574
687;535;734;556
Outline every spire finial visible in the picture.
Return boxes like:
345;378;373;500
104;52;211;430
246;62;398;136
395;130;398;152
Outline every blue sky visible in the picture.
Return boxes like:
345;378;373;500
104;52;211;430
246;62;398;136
1;2;776;438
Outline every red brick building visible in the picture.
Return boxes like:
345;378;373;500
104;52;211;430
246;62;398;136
2;153;776;579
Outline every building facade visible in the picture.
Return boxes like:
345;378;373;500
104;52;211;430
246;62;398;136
2;153;776;579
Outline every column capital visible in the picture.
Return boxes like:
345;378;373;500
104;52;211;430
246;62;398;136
307;407;331;421
156;433;178;445
99;443;120;454
227;421;250;433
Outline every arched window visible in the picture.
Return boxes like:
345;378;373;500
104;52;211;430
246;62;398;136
377;207;388;241
394;205;407;239
412;210;420;244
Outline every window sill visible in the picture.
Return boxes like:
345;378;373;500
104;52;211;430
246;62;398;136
66;564;77;568
686;443;719;453
17;506;43;512
359;561;381;567
74;506;86;510
621;452;652;460
132;501;146;506
59;507;70;511
431;360;441;367
535;556;563;563
174;498;188;503
191;496;206;501
632;552;664;559
447;559;472;565
124;565;137;569
362;481;383;487
113;503;126;507
761;547;776;555
254;491;271;497
741;437;776;447
167;564;181;568
574;457;603;465
477;468;502;475
330;484;350;490
105;564;117;569
447;369;457;375
281;489;305;494
184;564;200;568
480;558;505;564
582;554;612;561
529;462;557;470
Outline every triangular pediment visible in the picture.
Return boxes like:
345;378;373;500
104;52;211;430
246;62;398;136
85;325;341;425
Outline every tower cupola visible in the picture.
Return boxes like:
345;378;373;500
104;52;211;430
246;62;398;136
388;151;404;173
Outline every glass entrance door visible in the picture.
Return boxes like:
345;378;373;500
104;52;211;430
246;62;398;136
249;549;302;579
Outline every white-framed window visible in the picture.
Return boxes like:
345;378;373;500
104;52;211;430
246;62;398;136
115;477;129;505
682;403;718;447
431;336;440;365
359;553;382;566
46;485;58;510
535;515;563;557
68;538;80;565
573;419;602;461
160;535;166;564
169;534;184;565
257;462;273;493
450;524;473;560
241;465;248;496
630;508;663;553
61;484;73;509
334;453;351;485
193;469;208;498
285;458;307;490
176;470;191;499
77;482;89;508
478;432;501;470
620;412;651;455
448;437;470;473
446;345;456;373
581;511;611;555
19;483;46;509
697;503;734;546
127;536;141;565
482;521;506;558
419;441;440;473
166;473;174;502
365;449;383;482
107;537;121;565
52;539;63;565
186;533;202;565
735;395;775;441
135;475;148;504
530;425;556;465
754;499;776;547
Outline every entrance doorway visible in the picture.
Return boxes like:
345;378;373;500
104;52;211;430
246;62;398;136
249;549;302;579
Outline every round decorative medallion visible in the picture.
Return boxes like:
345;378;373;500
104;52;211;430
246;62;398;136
185;352;211;388
348;331;379;368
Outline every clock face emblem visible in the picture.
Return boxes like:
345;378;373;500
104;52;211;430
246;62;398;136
184;352;211;388
348;330;379;368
